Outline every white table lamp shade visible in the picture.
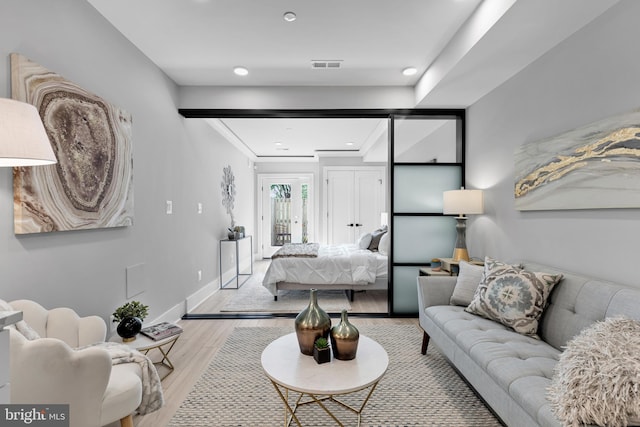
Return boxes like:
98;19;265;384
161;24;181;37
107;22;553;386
0;98;57;166
443;189;484;216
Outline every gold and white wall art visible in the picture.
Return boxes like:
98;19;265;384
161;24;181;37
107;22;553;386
11;53;133;234
515;108;640;210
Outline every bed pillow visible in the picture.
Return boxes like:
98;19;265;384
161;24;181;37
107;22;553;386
378;232;390;256
548;317;640;427
450;261;484;306
465;257;562;336
357;233;372;249
367;228;387;251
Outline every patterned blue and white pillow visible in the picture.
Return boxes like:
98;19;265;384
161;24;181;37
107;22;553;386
465;257;562;337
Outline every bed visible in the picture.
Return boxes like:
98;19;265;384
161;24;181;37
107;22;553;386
262;242;388;301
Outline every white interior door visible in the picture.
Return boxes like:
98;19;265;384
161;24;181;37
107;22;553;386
355;170;384;239
327;170;355;244
260;175;312;258
326;167;385;245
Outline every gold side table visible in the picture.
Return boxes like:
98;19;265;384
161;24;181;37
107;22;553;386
110;332;182;380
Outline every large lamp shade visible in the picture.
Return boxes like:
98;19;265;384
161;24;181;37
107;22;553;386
0;98;57;166
443;188;484;262
443;189;484;216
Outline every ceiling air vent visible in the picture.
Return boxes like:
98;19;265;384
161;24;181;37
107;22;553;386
311;60;343;69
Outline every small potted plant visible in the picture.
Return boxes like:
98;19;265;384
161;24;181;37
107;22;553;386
313;336;331;364
113;301;149;342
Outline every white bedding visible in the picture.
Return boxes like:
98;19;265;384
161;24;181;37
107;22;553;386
262;244;388;296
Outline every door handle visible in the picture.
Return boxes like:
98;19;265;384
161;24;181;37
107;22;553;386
355;224;363;227
347;223;354;227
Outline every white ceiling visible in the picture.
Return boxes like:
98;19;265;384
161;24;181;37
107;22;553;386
87;0;619;160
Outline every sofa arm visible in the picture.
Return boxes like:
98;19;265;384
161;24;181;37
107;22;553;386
9;329;112;427
417;276;457;310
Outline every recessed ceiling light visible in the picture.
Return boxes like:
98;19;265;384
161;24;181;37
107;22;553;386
283;11;297;22
402;67;417;76
274;142;282;146
233;66;249;76
345;142;354;146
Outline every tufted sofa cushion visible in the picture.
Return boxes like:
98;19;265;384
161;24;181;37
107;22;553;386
426;305;560;425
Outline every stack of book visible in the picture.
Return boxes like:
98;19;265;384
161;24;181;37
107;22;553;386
140;322;183;341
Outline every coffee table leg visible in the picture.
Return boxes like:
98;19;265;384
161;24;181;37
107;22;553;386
328;380;380;427
270;380;380;427
270;380;303;427
308;394;344;427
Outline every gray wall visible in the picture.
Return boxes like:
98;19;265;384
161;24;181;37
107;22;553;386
0;0;253;322
466;0;640;287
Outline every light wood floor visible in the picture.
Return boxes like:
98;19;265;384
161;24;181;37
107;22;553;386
133;316;419;427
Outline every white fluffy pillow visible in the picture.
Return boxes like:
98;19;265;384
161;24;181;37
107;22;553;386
357;233;372;249
548;317;640;427
449;261;484;306
378;232;390;256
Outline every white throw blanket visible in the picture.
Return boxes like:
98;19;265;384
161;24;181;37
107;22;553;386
82;342;164;415
271;242;319;259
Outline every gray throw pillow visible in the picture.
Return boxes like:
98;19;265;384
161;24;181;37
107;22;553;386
450;261;484;306
367;228;387;251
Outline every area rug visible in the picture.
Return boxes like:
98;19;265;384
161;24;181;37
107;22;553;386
220;273;352;313
169;325;502;426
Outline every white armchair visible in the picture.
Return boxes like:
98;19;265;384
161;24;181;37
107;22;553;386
8;299;143;427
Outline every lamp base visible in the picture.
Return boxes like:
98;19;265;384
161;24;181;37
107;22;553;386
452;247;469;262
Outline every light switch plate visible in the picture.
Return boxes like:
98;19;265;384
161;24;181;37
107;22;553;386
166;200;173;214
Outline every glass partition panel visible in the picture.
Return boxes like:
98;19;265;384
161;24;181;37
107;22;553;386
393;118;458;163
391;113;462;316
393;216;456;263
393;266;422;314
394;165;461;213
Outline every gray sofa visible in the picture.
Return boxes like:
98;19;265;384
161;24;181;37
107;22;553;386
417;261;640;427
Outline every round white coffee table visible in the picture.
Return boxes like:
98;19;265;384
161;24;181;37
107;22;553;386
261;333;388;426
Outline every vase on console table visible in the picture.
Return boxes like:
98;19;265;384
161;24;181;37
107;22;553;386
295;289;331;356
330;309;359;360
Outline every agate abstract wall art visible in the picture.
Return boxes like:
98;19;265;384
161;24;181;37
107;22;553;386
11;53;133;234
514;108;640;211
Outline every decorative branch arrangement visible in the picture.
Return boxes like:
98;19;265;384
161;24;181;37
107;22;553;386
221;165;236;228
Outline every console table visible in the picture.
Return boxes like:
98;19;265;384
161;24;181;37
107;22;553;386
219;235;253;289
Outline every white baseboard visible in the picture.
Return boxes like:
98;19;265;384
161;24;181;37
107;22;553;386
150;256;257;322
145;278;218;325
186;279;219;313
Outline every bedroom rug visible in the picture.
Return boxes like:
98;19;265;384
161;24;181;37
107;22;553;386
169;325;502;426
220;273;352;313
